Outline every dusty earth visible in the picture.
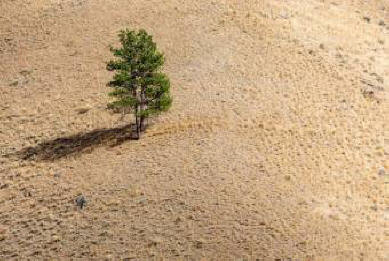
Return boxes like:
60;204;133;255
0;0;388;260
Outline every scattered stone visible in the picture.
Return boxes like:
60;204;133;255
0;183;9;189
0;227;6;241
0;226;6;234
19;70;32;76
76;106;91;114
75;195;87;209
53;172;61;178
378;167;386;176
123;258;136;261
279;10;289;19
378;20;385;26
149;236;162;246
194;240;204;249
384;209;389;220
329;213;340;220
127;185;141;197
363;16;370;23
136;196;147;205
9;80;18;87
175;216;182;224
319;43;325;50
51;235;60;242
376;76;384;84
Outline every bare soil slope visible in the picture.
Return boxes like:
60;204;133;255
0;0;388;260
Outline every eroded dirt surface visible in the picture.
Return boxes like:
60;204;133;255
0;0;388;260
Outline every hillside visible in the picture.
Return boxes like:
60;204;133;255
0;0;388;260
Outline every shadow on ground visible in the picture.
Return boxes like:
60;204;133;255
15;124;137;161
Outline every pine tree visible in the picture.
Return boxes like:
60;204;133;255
106;29;172;139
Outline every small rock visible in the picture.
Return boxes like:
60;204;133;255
51;235;60;242
76;106;91;114
0;183;9;189
53;172;60;178
378;167;386;176
75;195;87;209
378;20;385;26
363;16;370;23
19;70;32;76
384;210;389;220
175;216;182;223
362;89;375;99
0;226;6;234
329;213;340;220
194;240;204;249
47;214;55;221
149;236;162;246
279;10;289;19
136;196;147;205
9;80;18;87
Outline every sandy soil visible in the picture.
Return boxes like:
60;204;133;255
0;0;388;260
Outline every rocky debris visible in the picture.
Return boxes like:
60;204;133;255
75;106;91;114
136;196;147;205
361;78;384;91
9;70;33;87
0;226;6;241
148;236;163;246
75;195;87;209
194;240;204;249
378;167;386;176
9;80;19;87
279;10;289;19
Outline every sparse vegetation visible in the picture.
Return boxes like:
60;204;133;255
107;29;172;139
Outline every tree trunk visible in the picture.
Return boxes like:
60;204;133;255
135;106;140;139
133;88;140;139
140;85;147;132
140;116;146;131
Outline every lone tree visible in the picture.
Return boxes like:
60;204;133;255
106;29;172;139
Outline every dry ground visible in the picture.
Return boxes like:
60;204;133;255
0;0;388;260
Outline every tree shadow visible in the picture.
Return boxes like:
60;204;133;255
15;124;137;161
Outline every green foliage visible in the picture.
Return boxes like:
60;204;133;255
106;29;172;135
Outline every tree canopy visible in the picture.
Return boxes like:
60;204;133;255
106;29;172;138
